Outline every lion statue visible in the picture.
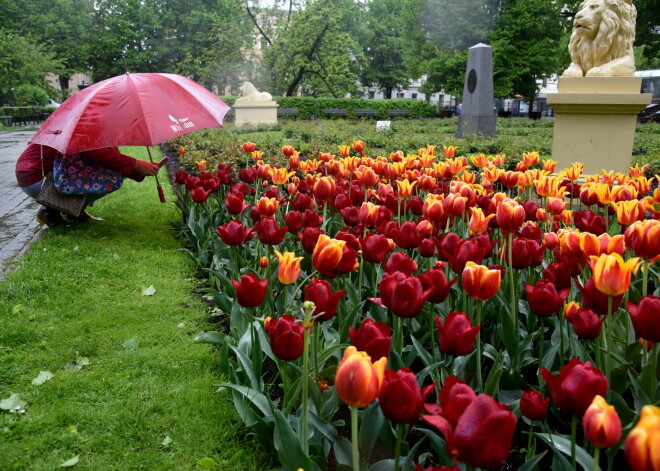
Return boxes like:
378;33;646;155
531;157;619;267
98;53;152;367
561;0;636;78
236;82;273;102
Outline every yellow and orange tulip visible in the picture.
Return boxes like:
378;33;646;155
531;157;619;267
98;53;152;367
274;251;304;285
624;405;660;471
335;346;387;408
588;253;641;297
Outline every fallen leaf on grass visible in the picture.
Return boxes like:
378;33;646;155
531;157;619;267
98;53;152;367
196;457;217;469
60;455;79;467
31;371;54;385
160;435;173;447
141;285;156;296
0;393;26;411
122;338;139;349
64;355;89;371
12;304;26;314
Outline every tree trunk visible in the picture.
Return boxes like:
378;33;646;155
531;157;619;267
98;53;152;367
284;23;330;97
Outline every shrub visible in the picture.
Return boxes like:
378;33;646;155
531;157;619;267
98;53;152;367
13;84;50;106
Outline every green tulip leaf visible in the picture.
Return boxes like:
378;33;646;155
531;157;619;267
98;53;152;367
536;433;597;471
359;402;384;463
367;459;395;471
193;331;225;346
272;409;316;471
518;451;547;471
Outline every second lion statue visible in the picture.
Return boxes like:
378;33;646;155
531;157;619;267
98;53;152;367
236;82;273;102
561;0;636;78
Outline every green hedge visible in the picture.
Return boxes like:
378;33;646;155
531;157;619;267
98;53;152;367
218;96;437;119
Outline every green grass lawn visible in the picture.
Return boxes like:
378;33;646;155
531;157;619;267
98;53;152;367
0;148;269;470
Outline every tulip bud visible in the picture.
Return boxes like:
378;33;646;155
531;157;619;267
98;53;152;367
583;395;622;449
259;256;269;269
264;315;304;361
519;389;550;421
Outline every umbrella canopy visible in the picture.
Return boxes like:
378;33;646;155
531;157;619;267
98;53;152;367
31;73;231;154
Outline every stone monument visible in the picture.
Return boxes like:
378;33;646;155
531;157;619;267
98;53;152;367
456;43;496;138
233;82;278;127
546;0;651;174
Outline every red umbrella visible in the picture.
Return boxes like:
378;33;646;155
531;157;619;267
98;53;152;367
30;73;231;201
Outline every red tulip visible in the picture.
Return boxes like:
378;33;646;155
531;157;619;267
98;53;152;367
361;233;395;264
283;210;303;233
574;209;607;235
349;318;391;361
525;279;570;318
541;358;608;415
542;261;573;291
174;170;189;184
417;268;457;304
435;312;480;356
496;198;525;233
519;389;550;421
190;186;212;203
436;232;462;262
570;307;605;339
392;221;424;250
302;209;323;228
303;278;345;322
508;238;544;269
423;380;517;470
383;251;417;275
291;193;314;212
225;192;250;215
378;271;430;318
300;227;324;254
627;295;660;342
624;220;660;260
255;218;288;245
445;239;486;274
217;220;255;246
378;368;434;424
231;273;268;308
264;315;304;361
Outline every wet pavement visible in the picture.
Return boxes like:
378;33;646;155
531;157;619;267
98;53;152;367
0;126;44;279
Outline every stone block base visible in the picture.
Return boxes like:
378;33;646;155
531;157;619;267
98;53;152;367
234;101;278;127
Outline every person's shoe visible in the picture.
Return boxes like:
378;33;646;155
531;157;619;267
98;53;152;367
36;206;68;227
75;211;104;222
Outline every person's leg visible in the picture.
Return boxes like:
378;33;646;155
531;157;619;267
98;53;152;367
20;180;69;227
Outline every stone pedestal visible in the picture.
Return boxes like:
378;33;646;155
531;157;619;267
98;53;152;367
456;43;496;138
546;77;651;175
234;101;278;127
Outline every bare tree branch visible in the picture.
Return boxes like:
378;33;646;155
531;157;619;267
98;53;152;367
245;1;271;45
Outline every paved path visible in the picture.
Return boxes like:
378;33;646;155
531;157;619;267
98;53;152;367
0;126;44;278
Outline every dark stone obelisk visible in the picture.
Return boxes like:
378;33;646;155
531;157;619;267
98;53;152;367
456;43;496;138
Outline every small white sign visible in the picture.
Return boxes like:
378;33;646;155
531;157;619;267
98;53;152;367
376;120;391;132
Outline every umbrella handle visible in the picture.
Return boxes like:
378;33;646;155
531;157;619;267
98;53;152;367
146;146;167;203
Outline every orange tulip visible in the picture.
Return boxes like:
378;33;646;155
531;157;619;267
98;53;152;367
281;145;296;157
580;233;625;258
251;150;264;161
256;197;279;218
178;146;185;157
352;140;365;154
624;405;660;471
583;395;622;449
443;145;458;158
313;176;336;202
563;301;581;321
269;168;295;186
240;142;256;154
470;154;490;168
195;160;207;171
591;183;615;205
499;171;520;189
274;251;304;285
522;151;539;168
396;179;417;198
422;194;445;223
546;196;567;215
468;207;495;235
354;166;379;188
542;159;558;173
338;145;351;157
312;235;345;274
482;165;502;182
612;200;646;226
588;253;641;297
629;163;650;178
496;198;525;232
289;153;300;170
358;202;381;227
563;162;584;181
535;175;565;198
492;154;506;167
462;261;502;301
624;219;660;261
335;346;387;408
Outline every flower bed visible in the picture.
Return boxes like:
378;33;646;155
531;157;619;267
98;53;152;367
171;141;659;471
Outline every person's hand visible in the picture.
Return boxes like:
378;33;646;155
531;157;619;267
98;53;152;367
134;160;160;177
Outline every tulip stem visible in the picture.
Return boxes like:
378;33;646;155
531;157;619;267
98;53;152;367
394;315;403;357
606;295;613;401
394;423;404;471
538;319;545;395
526;421;535;459
642;261;649;298
507;231;518;368
351;406;360;471
559;313;565;366
653;342;659;403
571;414;578;471
593;447;601;471
476;301;484;393
301;303;313;455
